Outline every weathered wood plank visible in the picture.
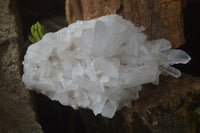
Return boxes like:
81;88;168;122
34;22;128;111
66;0;185;48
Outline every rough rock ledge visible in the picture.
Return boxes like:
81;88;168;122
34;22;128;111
0;0;43;133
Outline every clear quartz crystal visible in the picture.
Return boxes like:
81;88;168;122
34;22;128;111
22;14;191;118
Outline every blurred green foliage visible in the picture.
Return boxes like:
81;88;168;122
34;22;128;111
29;21;46;43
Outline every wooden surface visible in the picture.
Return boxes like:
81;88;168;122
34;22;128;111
66;0;185;48
79;74;200;133
65;1;200;132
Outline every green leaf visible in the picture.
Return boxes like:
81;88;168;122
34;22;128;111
195;107;200;115
39;31;44;39
35;32;41;41
34;24;38;31
31;25;35;34
29;36;36;43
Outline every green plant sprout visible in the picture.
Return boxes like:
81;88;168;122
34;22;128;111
29;21;46;43
195;107;200;115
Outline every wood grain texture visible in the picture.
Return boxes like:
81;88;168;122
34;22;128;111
64;1;200;132
79;74;200;133
66;0;185;48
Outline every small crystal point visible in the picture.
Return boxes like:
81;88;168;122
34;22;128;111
160;49;191;64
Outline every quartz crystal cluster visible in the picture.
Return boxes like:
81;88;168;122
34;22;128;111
22;14;191;118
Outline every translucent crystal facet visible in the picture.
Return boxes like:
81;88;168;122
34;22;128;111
22;14;191;118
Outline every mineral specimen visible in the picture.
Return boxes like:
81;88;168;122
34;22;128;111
22;14;191;118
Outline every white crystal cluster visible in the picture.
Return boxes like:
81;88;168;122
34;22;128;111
22;14;191;118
